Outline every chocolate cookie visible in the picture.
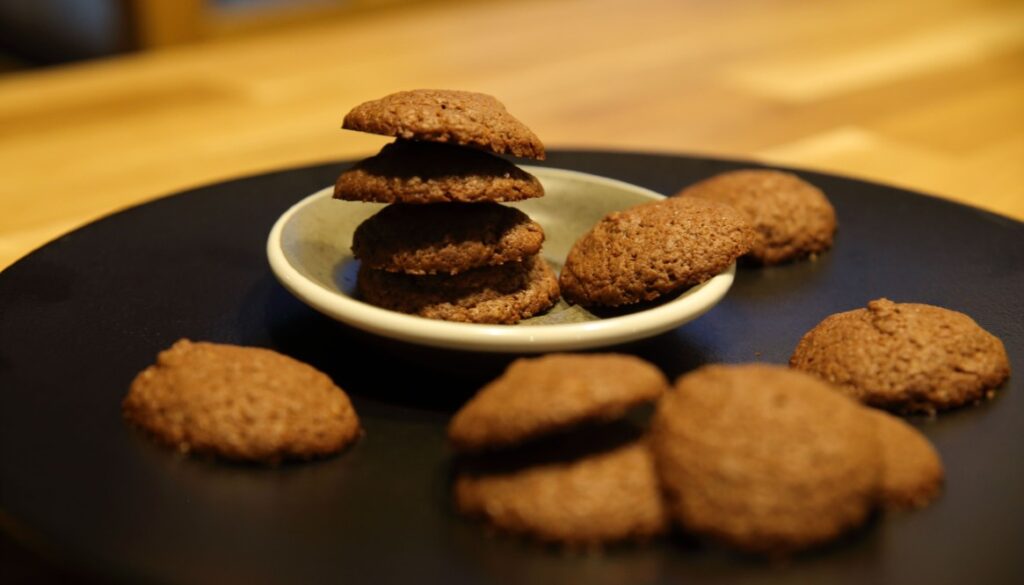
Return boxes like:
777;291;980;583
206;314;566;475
356;255;559;324
454;441;667;545
352;202;544;275
449;354;668;452
651;364;880;555
123;340;360;463
790;298;1011;413
334;140;544;204
559;197;753;307
676;169;837;264
868;409;944;510
342;90;545;159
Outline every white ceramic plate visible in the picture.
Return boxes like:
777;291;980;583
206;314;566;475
266;166;735;353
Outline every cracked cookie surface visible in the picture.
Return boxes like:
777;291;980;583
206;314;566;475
790;298;1010;413
123;339;360;463
559;197;753;307
342;89;545;159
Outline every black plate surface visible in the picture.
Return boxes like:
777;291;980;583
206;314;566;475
1;151;1022;585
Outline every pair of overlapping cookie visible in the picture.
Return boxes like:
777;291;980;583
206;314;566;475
334;90;559;324
449;355;946;554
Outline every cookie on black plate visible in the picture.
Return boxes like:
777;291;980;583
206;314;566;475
790;298;1011;413
123;340;361;463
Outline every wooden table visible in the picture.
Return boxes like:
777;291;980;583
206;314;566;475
2;0;1022;270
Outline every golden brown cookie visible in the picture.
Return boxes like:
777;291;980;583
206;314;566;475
334;140;544;204
454;440;667;545
352;202;544;275
449;354;668;452
676;169;837;264
790;298;1011;414
559;197;753;307
356;255;559;324
868;409;944;510
342;90;545;159
123;340;360;463
651;364;880;555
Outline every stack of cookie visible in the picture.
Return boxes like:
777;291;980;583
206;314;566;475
449;354;671;546
334;90;560;324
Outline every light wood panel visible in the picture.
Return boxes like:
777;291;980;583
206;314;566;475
1;0;1022;269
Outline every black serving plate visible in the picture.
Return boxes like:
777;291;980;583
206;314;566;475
1;151;1022;585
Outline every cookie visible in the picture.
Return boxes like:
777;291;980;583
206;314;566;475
342;90;545;159
790;298;1011;413
449;354;668;452
559;197;753;307
651;364;880;555
356;255;559;324
334;140;544;204
352;202;544;275
868;409;944;509
123;339;360;463
676;169;836;264
454;440;667;545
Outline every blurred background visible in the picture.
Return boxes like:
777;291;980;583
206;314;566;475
1;0;1022;269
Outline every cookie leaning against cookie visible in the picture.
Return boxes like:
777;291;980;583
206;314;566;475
869;409;945;510
448;353;668;452
454;440;667;546
335;140;544;204
352;202;544;275
676;169;836;264
357;255;559;324
342;89;545;159
123;339;361;463
559;197;753;308
651;364;880;555
790;298;1011;413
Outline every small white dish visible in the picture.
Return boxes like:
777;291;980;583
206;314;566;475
267;166;735;353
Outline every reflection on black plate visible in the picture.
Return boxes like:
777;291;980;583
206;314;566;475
1;151;1022;585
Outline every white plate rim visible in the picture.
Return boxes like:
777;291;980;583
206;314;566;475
266;166;735;353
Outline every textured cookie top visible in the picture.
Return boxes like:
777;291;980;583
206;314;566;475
651;364;880;555
334;140;544;204
357;255;559;324
342;90;545;159
123;340;360;463
790;298;1010;413
559;197;753;307
868;409;944;510
676;169;837;264
454;440;667;545
449;354;668;452
352;202;544;275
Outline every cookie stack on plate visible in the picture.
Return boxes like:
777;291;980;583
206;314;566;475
334;90;560;324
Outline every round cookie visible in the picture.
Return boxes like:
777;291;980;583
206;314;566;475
334;140;544;204
123;339;360;463
651;364;880;555
356;255;560;324
676;169;836;264
454;441;667;545
559;197;753;308
352;202;544;275
449;354;668;452
868;409;944;509
790;298;1011;413
342;89;545;159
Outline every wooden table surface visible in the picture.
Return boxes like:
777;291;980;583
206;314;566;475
1;0;1022;270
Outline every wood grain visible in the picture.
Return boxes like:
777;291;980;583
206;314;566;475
1;0;1022;269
